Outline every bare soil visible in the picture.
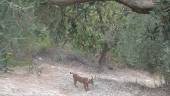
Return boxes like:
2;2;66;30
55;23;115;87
0;58;169;96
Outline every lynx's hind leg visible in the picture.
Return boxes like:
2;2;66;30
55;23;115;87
74;79;78;87
83;83;87;91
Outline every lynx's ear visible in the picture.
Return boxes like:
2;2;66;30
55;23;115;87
93;75;96;79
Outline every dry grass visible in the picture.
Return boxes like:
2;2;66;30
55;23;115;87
0;57;169;96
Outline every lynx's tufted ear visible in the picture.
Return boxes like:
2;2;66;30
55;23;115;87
91;75;96;79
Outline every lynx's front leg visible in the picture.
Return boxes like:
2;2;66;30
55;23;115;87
83;83;89;91
74;79;78;87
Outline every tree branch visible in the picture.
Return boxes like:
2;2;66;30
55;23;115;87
47;0;154;14
116;0;154;14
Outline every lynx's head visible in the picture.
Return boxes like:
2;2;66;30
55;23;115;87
88;76;94;85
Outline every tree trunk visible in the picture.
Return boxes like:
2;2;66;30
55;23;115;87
98;42;109;68
160;11;170;41
95;2;109;70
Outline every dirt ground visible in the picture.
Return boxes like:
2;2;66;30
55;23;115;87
0;58;169;96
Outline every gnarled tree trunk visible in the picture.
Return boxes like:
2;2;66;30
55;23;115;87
98;42;109;67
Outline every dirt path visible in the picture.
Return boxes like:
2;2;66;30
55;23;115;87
0;61;169;96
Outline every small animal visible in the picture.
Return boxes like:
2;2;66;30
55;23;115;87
70;72;94;91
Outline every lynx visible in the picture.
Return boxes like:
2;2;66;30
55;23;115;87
70;72;93;91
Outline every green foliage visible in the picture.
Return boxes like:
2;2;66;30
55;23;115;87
116;0;170;83
34;1;125;54
117;14;147;66
0;0;52;66
33;0;170;77
153;0;170;83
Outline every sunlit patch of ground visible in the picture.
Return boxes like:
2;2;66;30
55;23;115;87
0;60;168;96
